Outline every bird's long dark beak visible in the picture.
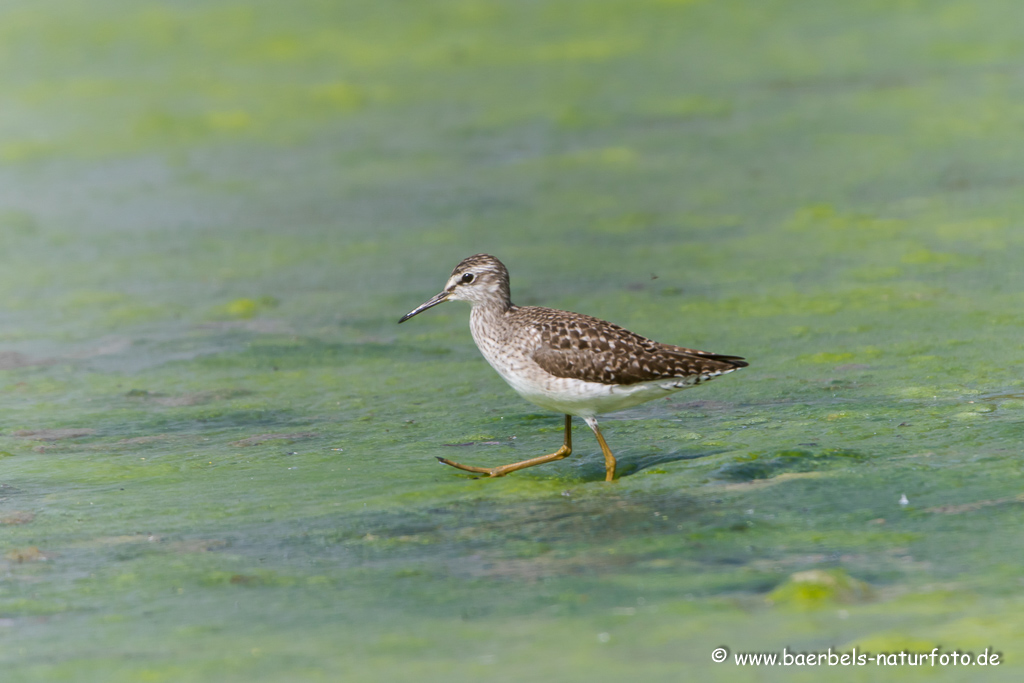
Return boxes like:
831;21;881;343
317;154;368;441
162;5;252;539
398;290;449;323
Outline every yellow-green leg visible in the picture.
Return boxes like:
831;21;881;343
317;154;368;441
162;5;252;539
583;416;616;481
438;415;572;477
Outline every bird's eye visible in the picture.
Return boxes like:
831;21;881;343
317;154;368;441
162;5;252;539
460;272;475;284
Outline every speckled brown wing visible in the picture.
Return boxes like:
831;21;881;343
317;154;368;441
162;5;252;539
519;306;747;386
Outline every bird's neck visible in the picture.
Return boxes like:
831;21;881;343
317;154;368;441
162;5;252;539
469;296;514;332
472;295;512;316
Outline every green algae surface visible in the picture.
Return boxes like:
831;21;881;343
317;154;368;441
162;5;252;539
3;1;1024;680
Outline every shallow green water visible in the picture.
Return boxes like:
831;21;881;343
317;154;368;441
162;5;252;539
2;0;1024;680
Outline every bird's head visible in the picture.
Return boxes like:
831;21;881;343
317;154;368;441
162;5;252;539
399;254;511;323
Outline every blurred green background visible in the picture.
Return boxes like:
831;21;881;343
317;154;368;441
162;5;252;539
2;0;1024;680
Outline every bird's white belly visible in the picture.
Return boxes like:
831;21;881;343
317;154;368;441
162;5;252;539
471;322;697;417
503;370;696;417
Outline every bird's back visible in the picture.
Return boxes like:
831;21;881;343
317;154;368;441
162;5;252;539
507;305;746;386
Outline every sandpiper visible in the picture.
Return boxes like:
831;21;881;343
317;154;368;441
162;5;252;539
399;254;747;481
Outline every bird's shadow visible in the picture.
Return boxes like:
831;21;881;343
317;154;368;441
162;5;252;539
439;447;723;482
577;447;726;481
